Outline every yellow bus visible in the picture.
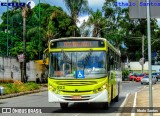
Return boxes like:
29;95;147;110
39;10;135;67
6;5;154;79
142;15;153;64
47;37;122;109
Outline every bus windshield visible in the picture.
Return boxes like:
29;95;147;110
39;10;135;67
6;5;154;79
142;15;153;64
49;51;106;79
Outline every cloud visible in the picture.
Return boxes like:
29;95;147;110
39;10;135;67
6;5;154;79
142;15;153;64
117;0;128;2
88;0;105;11
77;16;89;27
88;0;105;7
157;19;160;27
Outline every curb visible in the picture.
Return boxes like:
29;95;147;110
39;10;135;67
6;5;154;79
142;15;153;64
122;81;131;83
0;88;47;99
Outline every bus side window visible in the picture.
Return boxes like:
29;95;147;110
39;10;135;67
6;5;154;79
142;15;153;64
110;55;114;65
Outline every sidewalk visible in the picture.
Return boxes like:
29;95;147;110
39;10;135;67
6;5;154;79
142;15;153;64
121;84;160;116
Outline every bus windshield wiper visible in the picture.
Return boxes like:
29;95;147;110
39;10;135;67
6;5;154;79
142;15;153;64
84;49;92;69
62;50;71;63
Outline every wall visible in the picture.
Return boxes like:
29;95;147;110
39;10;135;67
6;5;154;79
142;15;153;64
125;61;159;73
0;57;45;82
152;65;160;72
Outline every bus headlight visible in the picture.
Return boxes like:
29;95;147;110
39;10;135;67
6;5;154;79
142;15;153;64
98;84;106;91
49;85;53;89
102;85;106;89
94;84;107;93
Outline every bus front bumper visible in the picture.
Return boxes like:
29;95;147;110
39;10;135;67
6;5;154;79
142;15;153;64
48;90;108;103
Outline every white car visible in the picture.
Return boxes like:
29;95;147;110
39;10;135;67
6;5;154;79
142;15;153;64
141;75;157;85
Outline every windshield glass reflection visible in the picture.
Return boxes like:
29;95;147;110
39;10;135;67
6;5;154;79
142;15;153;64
49;51;106;79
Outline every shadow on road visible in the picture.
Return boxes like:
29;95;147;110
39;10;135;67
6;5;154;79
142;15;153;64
50;96;125;113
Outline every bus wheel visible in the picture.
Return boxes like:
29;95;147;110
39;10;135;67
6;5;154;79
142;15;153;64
114;94;119;102
60;103;68;109
102;102;110;110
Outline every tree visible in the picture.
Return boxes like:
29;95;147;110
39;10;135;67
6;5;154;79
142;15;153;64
103;0;125;49
86;9;107;37
103;1;160;60
63;0;89;36
0;3;74;60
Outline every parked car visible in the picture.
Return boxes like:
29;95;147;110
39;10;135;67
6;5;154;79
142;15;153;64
156;72;160;81
152;73;158;78
135;74;145;82
141;75;157;85
129;73;138;81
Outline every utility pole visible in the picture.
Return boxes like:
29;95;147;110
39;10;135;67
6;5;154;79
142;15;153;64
142;35;144;73
147;0;153;115
7;0;9;56
38;0;41;59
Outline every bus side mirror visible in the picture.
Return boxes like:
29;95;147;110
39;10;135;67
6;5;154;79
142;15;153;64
110;56;114;65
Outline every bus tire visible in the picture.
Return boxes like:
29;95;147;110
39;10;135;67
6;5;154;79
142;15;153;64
60;103;68;109
102;102;110;110
114;94;119;102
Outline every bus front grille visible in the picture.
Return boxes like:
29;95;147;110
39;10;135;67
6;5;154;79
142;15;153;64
62;96;91;101
56;81;97;86
62;90;92;93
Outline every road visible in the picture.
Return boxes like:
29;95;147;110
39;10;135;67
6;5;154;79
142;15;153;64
0;81;148;116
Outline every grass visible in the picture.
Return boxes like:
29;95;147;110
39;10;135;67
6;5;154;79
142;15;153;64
0;80;40;95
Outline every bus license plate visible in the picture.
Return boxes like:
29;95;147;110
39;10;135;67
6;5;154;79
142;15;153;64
72;96;81;99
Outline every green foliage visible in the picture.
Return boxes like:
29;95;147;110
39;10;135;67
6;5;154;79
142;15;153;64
86;9;107;37
0;82;40;95
102;1;160;61
5;83;19;94
24;82;40;91
63;0;89;36
1;1;160;62
0;3;75;60
122;70;130;81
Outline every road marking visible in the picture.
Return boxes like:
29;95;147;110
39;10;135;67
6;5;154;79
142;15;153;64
131;92;137;116
137;86;147;93
120;93;130;108
116;93;130;116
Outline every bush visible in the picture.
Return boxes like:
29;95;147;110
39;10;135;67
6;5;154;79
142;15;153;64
5;83;19;93
25;82;40;91
122;70;130;81
0;82;40;95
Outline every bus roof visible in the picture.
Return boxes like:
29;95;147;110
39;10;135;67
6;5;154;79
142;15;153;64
49;37;121;56
50;37;106;42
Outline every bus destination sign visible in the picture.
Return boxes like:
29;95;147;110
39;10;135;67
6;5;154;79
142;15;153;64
50;40;105;48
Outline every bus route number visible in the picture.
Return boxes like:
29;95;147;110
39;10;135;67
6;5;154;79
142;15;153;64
57;86;65;90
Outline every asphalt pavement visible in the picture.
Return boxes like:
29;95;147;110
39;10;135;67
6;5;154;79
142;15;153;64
0;81;146;116
121;81;160;116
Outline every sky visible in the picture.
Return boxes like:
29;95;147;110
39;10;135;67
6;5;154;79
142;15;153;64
0;0;160;26
0;0;106;25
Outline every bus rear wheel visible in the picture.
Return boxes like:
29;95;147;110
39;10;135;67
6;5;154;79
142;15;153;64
60;103;68;109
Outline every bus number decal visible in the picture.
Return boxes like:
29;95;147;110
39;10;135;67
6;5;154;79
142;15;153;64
57;86;65;89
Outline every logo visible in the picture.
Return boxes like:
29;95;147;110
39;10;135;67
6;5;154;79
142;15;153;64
0;0;35;8
2;108;11;113
76;70;85;78
0;2;25;7
26;1;35;9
